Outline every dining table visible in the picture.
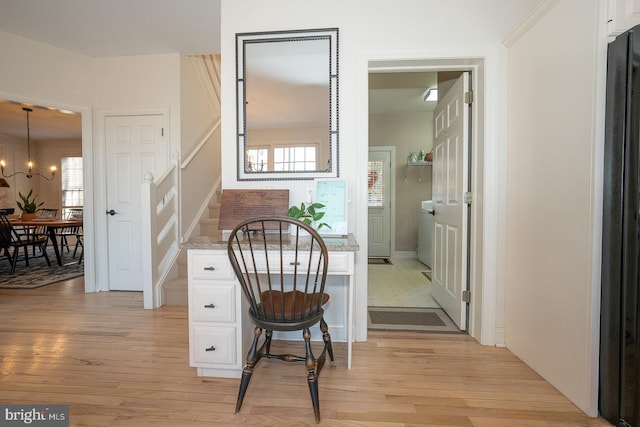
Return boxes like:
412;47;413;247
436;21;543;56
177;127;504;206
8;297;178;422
10;218;83;266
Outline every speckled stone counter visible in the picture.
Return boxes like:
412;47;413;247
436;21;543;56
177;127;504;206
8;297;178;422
182;233;359;252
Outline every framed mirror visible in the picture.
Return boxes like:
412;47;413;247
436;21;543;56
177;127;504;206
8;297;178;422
236;28;339;181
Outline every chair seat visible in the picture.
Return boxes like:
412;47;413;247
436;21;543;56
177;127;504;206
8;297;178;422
228;216;333;423
259;290;329;320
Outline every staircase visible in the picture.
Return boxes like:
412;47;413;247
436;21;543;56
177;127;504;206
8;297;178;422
163;188;222;306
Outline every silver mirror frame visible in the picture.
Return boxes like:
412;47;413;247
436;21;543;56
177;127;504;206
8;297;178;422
236;28;339;181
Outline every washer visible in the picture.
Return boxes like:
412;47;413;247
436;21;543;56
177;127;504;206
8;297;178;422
417;200;433;268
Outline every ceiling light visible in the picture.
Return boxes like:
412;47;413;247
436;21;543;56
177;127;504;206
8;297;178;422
424;88;438;102
0;107;57;180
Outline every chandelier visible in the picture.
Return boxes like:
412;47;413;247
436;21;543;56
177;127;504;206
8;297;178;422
0;107;57;180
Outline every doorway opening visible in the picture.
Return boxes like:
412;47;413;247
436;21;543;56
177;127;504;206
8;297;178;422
366;62;480;334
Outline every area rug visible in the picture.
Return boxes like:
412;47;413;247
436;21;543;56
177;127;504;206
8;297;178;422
0;249;84;289
368;257;392;265
368;306;460;333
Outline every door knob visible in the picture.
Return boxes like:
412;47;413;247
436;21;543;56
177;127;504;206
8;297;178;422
106;209;118;216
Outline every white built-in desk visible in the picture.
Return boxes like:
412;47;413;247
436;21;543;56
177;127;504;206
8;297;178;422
183;234;359;378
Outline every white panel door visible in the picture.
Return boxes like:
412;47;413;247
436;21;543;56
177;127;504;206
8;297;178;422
432;73;469;330
105;115;166;291
368;149;391;258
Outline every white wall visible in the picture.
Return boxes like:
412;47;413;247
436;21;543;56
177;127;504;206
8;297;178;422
220;0;541;346
0;30;95;285
505;0;605;416
0;32;93;107
0;30;185;293
91;54;181;292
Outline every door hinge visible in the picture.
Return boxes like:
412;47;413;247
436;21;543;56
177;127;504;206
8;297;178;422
465;90;473;104
462;290;471;303
161;128;164;137
464;192;473;204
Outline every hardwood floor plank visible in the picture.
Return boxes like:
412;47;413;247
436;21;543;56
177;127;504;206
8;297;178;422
0;279;612;426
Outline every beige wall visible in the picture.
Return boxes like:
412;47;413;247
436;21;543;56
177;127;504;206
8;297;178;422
369;111;432;253
0;135;81;217
506;0;604;415
36;139;82;214
180;56;220;237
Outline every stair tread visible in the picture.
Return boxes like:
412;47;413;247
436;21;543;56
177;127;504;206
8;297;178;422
188;235;218;244
200;218;219;224
164;277;187;288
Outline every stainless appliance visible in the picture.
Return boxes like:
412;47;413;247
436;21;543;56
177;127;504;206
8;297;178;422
601;24;640;427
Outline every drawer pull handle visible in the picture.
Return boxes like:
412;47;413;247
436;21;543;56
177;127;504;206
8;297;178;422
203;266;216;271
205;346;216;352
204;303;216;309
289;262;300;266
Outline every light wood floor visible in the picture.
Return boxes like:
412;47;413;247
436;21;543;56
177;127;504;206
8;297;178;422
0;278;612;426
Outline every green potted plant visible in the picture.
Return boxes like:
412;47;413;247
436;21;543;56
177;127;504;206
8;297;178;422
17;189;44;220
288;202;331;231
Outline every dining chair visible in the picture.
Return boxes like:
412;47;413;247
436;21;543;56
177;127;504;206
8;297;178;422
39;208;58;218
57;208;83;254
227;216;332;423
0;213;50;274
28;208;59;254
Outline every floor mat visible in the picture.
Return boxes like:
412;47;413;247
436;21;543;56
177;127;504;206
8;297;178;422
368;306;460;333
0;249;84;289
368;257;392;265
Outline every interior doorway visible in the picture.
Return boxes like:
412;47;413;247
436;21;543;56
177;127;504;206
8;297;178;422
367;63;480;333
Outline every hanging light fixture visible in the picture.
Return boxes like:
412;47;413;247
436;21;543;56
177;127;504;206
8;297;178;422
0;107;56;180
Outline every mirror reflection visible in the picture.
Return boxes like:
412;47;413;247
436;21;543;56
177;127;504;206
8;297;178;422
236;28;339;180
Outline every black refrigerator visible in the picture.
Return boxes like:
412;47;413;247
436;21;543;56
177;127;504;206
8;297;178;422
601;24;640;427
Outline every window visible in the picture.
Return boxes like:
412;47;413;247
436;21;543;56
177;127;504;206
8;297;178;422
246;148;268;172
61;157;83;218
368;161;384;207
273;145;317;171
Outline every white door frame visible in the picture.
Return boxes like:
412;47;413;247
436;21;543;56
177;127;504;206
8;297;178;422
356;54;494;345
368;146;396;257
93;108;170;293
0;92;96;294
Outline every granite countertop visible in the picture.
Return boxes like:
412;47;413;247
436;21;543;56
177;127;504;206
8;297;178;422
182;233;359;252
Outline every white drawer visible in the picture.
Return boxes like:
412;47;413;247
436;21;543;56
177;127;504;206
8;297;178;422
191;283;235;323
239;251;352;275
192;326;237;365
189;251;235;281
326;253;352;274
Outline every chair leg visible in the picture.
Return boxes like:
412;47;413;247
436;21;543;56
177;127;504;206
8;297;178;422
41;243;51;267
10;248;19;275
303;328;321;423
320;317;333;361
264;330;273;354
236;326;263;414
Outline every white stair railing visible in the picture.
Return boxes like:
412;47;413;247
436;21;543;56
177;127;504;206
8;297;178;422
141;162;180;309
